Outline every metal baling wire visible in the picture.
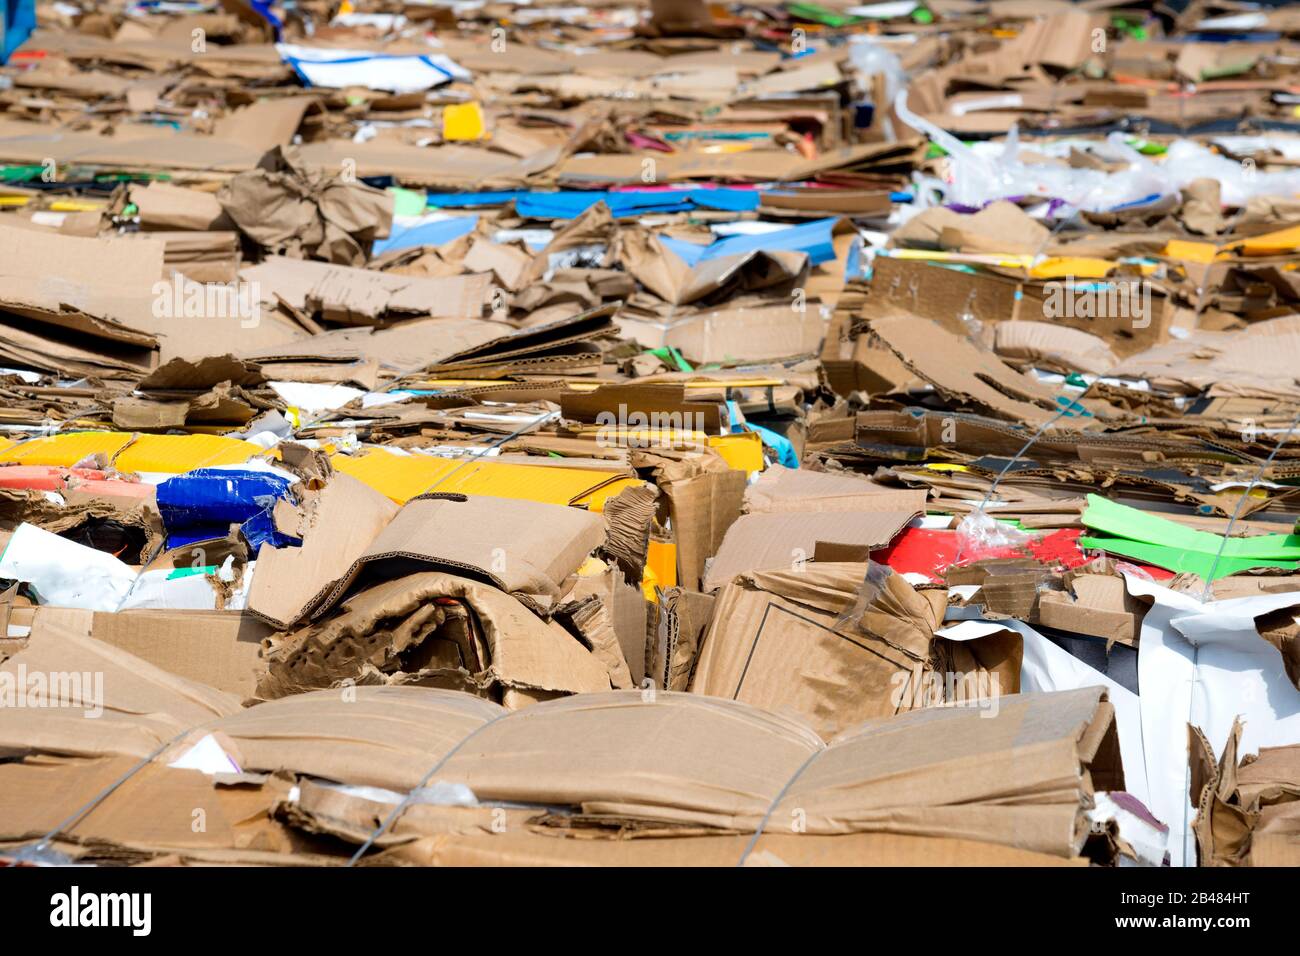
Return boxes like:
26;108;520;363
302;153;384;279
943;133;1216;567
925;147;1227;868
927;157;1282;863
309;400;565;862
5;424;290;856
345;711;513;866
811;171;1135;853
838;134;1120;624
5;427;285;858
735;747;824;867
341;407;568;861
928;162;1242;862
854;142;1257;861
1177;405;1300;863
413;408;562;497
925;165;1120;572
4;428;541;861
1198;412;1300;602
13;718;219;863
966;187;1300;863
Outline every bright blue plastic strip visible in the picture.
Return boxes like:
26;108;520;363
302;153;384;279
371;214;478;255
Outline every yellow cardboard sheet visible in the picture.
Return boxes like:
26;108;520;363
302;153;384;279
332;448;640;510
0;432;261;472
708;432;765;472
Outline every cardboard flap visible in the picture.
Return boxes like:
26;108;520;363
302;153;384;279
2;613;242;760
248;473;400;629
311;493;606;617
211;685;505;792
436;690;823;829
703;510;918;592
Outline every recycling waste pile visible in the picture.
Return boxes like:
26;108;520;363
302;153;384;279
0;0;1298;870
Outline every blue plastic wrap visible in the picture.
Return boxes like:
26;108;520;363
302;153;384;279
156;469;298;551
164;527;230;550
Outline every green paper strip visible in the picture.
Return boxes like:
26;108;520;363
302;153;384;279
1079;535;1299;581
787;3;860;27
390;186;428;217
1081;494;1300;579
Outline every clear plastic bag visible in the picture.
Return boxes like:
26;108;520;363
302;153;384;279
892;91;1173;213
833;559;892;630
848;37;906;140
955;508;1036;556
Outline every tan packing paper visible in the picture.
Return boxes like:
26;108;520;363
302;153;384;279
218;146;393;267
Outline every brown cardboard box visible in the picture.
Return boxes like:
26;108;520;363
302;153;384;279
35;605;272;698
692;564;936;738
703;509;918;592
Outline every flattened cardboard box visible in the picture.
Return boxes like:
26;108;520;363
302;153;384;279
0;756;294;857
309;493;607;617
34;605;272;699
692;565;933;739
249;473;400;630
870;256;1171;358
703;508;918;592
0;617;241;760
560;383;722;433
433;690;823;831
744;463;929;515
378;829;1085;867
618;301;826;365
212;685;506;792
770;687;1123;858
869;315;1064;426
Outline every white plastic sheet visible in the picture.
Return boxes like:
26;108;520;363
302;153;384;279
0;523;136;612
277;45;470;94
1123;573;1300;867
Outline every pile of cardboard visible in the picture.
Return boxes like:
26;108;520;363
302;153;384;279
1;0;1299;868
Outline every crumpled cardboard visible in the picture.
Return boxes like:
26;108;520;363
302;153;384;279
692;563;939;738
306;492;607;616
1191;719;1300;866
258;571;613;702
248;472;400;630
241;255;493;325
